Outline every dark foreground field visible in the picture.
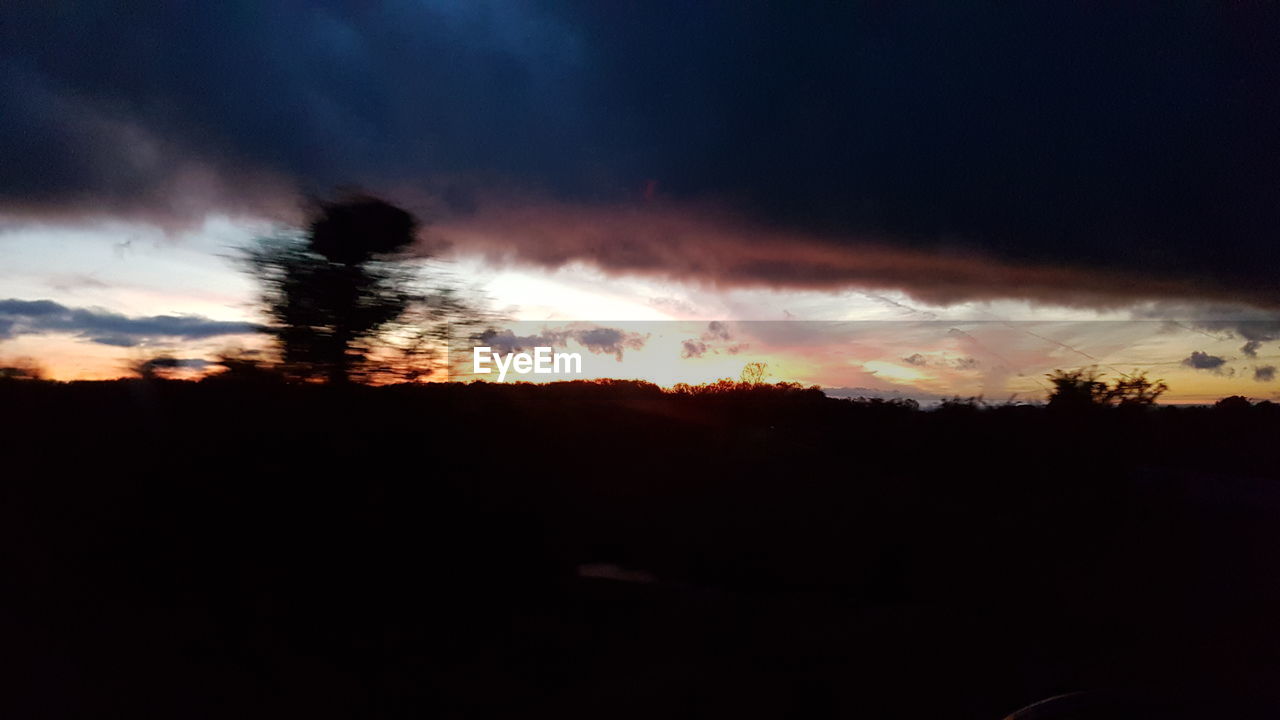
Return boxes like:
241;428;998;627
4;379;1280;718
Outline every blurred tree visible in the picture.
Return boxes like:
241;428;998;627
1046;368;1110;409
203;348;283;385
1047;367;1168;408
128;355;206;381
937;396;983;414
0;358;45;381
1106;370;1168;406
244;194;488;384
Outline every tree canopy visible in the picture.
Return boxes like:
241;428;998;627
244;194;486;384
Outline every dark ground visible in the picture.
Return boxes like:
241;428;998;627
3;378;1280;718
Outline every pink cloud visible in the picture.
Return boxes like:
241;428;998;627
431;199;1273;309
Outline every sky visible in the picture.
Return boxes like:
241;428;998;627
2;1;1279;402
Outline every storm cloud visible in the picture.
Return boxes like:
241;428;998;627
3;2;1280;305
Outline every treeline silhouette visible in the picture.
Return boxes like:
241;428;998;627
4;375;1280;718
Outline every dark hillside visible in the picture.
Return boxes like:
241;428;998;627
3;379;1280;718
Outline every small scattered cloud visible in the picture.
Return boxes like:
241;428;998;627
1182;351;1228;372
681;339;707;359
679;321;747;359
476;330;554;355
137;356;214;376
143;357;212;370
574;327;647;361
476;325;648;361
900;352;978;370
703;321;731;341
1255;365;1277;383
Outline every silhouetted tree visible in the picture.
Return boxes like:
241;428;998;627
203;348;283;385
740;361;768;385
937;395;983;414
244;194;487;384
1106;370;1168;406
1214;395;1253;412
1047;367;1167;408
1046;368;1110;409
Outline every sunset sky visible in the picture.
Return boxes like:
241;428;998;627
2;2;1278;402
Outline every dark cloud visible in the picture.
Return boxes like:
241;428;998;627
0;61;295;226
1256;366;1277;383
1133;303;1280;352
3;3;1280;303
93;334;146;348
144;357;212;369
680;340;707;360
436;198;1277;309
1182;351;1228;372
704;322;731;342
139;357;213;374
679;321;746;359
1193;321;1280;355
0;298;258;346
573;328;646;361
475;330;554;356
901;353;978;370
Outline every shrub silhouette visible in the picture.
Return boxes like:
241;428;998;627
1046;368;1110;409
1214;395;1253;412
1047;367;1167;409
1107;370;1169;406
203;349;285;385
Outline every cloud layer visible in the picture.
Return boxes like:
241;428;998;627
435;200;1275;308
3;2;1280;305
0;299;257;348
